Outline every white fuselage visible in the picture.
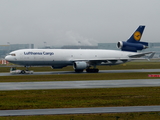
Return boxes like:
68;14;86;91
5;49;137;68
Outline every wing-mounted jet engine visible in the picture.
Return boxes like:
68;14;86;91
117;25;148;52
73;61;89;72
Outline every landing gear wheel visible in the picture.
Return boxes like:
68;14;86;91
21;70;25;74
86;68;99;73
75;69;84;73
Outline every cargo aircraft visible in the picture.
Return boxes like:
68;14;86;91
5;25;155;73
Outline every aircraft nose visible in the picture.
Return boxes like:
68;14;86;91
5;56;10;61
5;55;13;62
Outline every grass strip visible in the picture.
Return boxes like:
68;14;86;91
0;72;159;82
0;112;160;120
0;87;160;110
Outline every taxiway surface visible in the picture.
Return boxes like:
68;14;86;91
0;69;160;116
0;79;160;91
0;106;160;116
0;69;160;76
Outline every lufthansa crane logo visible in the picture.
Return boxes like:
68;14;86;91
134;31;141;41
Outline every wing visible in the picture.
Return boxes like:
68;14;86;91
128;52;154;58
72;52;155;65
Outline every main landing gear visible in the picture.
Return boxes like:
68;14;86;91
74;68;99;73
75;69;84;73
86;68;99;73
86;65;99;73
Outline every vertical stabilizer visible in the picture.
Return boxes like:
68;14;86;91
127;25;145;43
117;25;148;52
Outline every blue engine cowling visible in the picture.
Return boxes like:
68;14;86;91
117;41;148;52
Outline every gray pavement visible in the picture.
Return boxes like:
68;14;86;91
0;69;160;116
0;106;160;116
0;79;160;91
0;69;160;76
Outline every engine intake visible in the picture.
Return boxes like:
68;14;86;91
73;61;88;70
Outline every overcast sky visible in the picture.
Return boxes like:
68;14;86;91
0;0;159;47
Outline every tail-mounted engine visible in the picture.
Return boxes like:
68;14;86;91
117;41;148;52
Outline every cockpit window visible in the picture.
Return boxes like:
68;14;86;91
9;54;16;56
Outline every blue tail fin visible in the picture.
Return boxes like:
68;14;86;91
127;25;145;43
117;25;148;52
